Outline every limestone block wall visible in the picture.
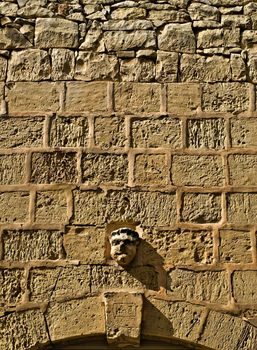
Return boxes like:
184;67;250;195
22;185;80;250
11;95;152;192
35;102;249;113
1;0;257;349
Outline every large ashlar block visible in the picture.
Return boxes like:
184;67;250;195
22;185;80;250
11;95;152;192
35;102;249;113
7;82;62;115
156;51;179;82
167;83;201;114
0;154;26;185
104;292;143;346
228;193;257;224
0;192;29;223
114;83;161;113
120;58;155;82
219;229;252;263
233;271;257;303
94;116;126;149
231;118;257;148
172;155;224;187
51;49;75;81
131;117;182;148
35;18;79;48
104;30;156;51
228;155;257;186
35;191;68;224
0;269;24;304
3;230;63;261
134;154;169;186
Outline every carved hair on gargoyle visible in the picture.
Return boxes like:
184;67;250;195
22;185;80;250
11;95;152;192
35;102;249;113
109;228;140;266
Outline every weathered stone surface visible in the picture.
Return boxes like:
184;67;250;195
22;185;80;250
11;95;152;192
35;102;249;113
0;56;7;81
143;297;205;342
50;116;88;147
188;3;220;21
3;230;63;261
104;31;156;51
0;27;32;49
228;155;257;186
219;230;252;263
103;20;152;31
31;152;77;184
51;49;75;80
114;83;161;113
35;18;79;48
0;269;24;304
158;23;196;53
0;117;44;148
80;20;104;51
104;292;143;346
156;51;178;82
111;8;146;19
181;54;231;82
7;49;50;81
35;191;68;224
0;2;18;16
65;82;107;113
82;153;128;186
91;265;159;291
7;82;62;115
132;117;181;148
187;118;226;149
0;192;29;223
29;266;90;302
148;9;189;23
202;83;250;113
46;297;105;342
0;154;25;185
181;193;222;223
64;226;106;263
168;270;229;303
74;190;177;227
134;154;168;186
231;118;257;148
228;193;257;224
141;229;213;265
231;53;246;81
0;310;49;350
167;83;201;114
233;271;257;303
172;155;224;187
94;116;126;149
75;52;119;81
120;58;155;82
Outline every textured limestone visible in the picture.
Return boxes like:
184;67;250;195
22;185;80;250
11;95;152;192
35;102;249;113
51;49;75;81
219;230;252;263
94;116;126;149
0;27;32;49
0;154;25;185
0;192;29;223
35;191;68;224
228;193;257;224
156;51;179;82
167;83;201;114
104;31;156;51
0;269;24;304
120;58;155;82
3;230;63;261
134;154;168;186
0;56;7;81
228;155;257;186
231;118;257;148
233;271;257;303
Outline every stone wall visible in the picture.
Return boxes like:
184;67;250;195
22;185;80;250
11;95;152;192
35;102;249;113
1;0;257;349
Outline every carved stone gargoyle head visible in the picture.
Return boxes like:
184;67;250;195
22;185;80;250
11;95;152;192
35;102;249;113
109;228;140;266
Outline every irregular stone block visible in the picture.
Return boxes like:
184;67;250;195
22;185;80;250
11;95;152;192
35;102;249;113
0;117;44;148
231;53;247;81
188;3;220;21
187;118;226;149
158;23;196;53
50;116;88;147
31;152;77;184
0;154;25;185
35;191;68;224
228;155;257;186
51;49;75;80
29;266;90;302
181;193;222;223
120;58;155;82
46;297;105;342
148;9;189;23
142;229;213;265
169;270;229;303
156;51;178;82
180;54;231;82
228;193;257;224
0;192;29;223
197;29;223;49
73;190;177;227
134;154;168;186
35;18;78;48
0;269;24;304
7;82;62;115
0;310;49;350
202;83;250;113
0;2;18;16
167;83;201;114
103;20;152;31
172;155;224;187
75;52;119;81
64;226;106;263
0;27;32;49
0;56;7;81
114;83;161;113
94;116;126;149
91;265;159;291
104;30;156;51
104;292;143;346
111;8;146;19
7;49;50;81
132;117;181;148
81;153;128;186
219;229;252;264
65;82;107;113
3;230;63;261
231;118;257;148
